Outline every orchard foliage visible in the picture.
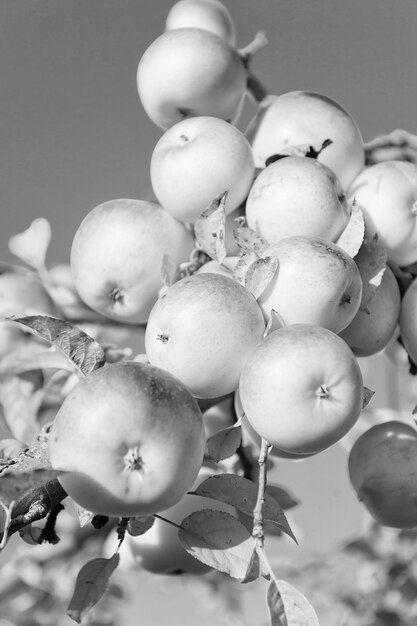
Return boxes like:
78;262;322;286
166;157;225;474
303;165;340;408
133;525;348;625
2;1;417;625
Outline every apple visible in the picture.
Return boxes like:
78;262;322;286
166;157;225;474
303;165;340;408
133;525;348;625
196;256;239;278
245;91;365;190
347;161;417;267
348;420;417;528
398;275;417;365
145;272;265;398
239;324;364;455
202;395;236;440
48;361;206;517
245;155;351;245
70;198;195;324
165;0;236;46
257;236;363;333
383;326;410;369
339;263;401;357
0;269;58;360
150;116;255;224
137;28;246;130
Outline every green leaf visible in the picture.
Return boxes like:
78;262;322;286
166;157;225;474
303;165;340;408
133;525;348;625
265;485;300;511
8;218;51;271
67;554;120;624
354;233;388;313
233;226;269;256
0;468;60;507
335;200;365;259
0;375;45;445
160;254;181;288
267;579;320;626
178;509;257;581
0;432;51;478
4;315;106;378
363;386;375;409
193;474;297;543
194;192;227;264
263;310;285;338
127;515;155;536
206;424;242;462
245;256;279;299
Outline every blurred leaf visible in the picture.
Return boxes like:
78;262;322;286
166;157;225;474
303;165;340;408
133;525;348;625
264;310;285;338
0;376;45;446
0;438;26;460
178;509;257;581
0;468;60;507
0;343;75;378
233;226;269;256
193;474;296;543
265;484;300;511
127;515;155;536
245;256;279;299
194;192;227;264
363;387;375;409
4;315;106;378
161;254;181;288
336;201;365;259
354;233;388;313
267;579;320;626
78;507;95;528
207;425;242;462
67;554;120;624
8;218;51;270
0;431;51;477
18;523;43;545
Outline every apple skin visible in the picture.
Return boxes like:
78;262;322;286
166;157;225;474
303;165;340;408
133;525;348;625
399;276;417;365
258;236;363;333
145;273;266;398
151;116;255;224
348;420;417;529
239;324;364;455
246;91;365;191
49;361;206;517
245;155;351;245
339;263;401;357
70;198;194;324
137;28;246;130
165;0;236;46
347;161;417;267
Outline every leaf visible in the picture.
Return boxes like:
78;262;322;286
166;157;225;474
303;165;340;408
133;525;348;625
267;579;320;626
67;554;120;624
233;226;269;256
19;524;43;545
0;468;60;507
8;218;51;270
265;485;300;511
233;251;259;286
245;256;279;299
0;438;27;460
4;315;106;378
0;344;76;379
0;375;45;444
78;507;95;528
354;233;388;313
207;425;242;462
160;254;181;288
193;474;296;543
335;200;365;259
194;192;227;264
264;310;285;338
178;509;256;581
0;430;51;477
363;386;375;409
127;515;155;536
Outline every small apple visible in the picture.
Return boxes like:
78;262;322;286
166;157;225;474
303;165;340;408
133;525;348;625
347;161;417;267
348;420;417;529
150;116;255;224
145;273;265;398
245;155;351;244
246;91;365;190
339;263;401;357
399;276;417;365
258;236;363;333
70;198;195;324
137;28;246;130
165;0;236;46
239;324;364;455
49;361;206;517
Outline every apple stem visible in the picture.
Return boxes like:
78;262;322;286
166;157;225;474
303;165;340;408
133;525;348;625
238;31;269;104
252;437;270;548
246;71;269;104
154;513;182;531
238;31;268;63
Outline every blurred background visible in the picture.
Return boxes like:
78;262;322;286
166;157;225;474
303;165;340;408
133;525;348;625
1;1;417;625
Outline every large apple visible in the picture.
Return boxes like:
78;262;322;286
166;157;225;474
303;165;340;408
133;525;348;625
150;116;255;224
145;273;265;398
339;263;401;357
347;161;417;267
49;361;206;517
246;91;365;190
245;155;351;244
257;236;363;333
239;324;364;455
399;276;417;365
70;198;194;324
137;28;246;130
165;0;236;46
348;420;417;528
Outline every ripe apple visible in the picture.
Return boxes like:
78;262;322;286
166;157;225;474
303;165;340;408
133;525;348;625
49;361;206;517
246;91;365;190
239;324;364;455
70;198;194;324
347;161;417;267
137;28;246;130
258;236;363;333
399;276;417;365
165;0;236;46
348;420;417;528
150;116;255;224
0;269;58;360
145;273;265;398
339;263;401;357
245;155;351;245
